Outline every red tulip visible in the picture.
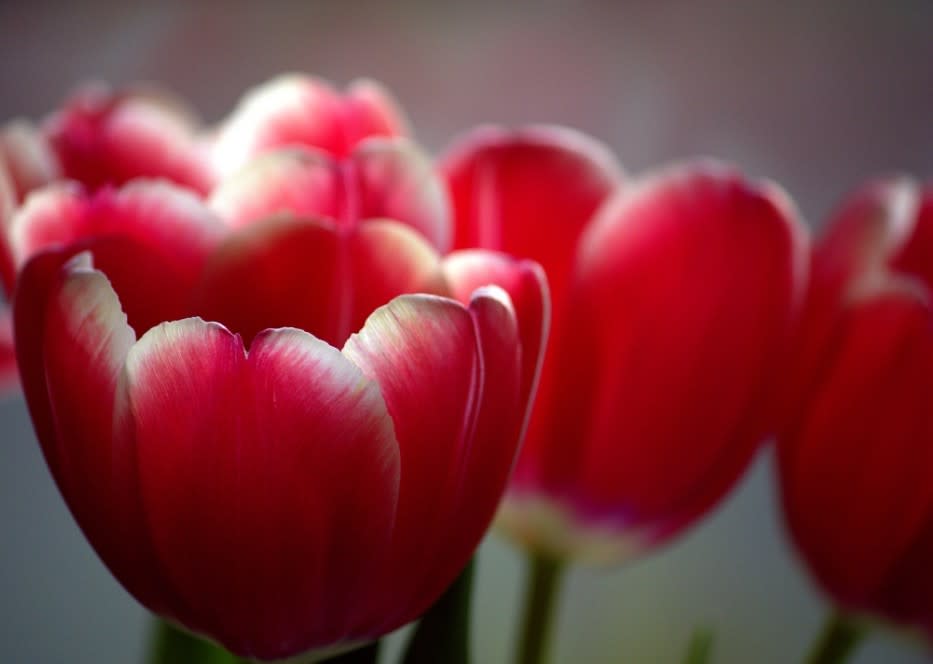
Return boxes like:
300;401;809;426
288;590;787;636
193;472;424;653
779;178;933;635
211;74;408;179
44;83;215;194
13;164;547;658
442;127;807;563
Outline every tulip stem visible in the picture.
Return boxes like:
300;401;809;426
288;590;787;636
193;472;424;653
805;611;867;664
516;552;565;664
147;618;246;664
403;558;475;664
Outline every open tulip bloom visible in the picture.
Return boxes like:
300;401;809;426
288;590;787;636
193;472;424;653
3;73;931;664
7;108;548;659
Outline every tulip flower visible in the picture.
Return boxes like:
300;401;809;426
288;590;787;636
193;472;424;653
211;74;408;179
442;126;807;565
778;178;933;659
12;152;547;659
0;82;221;394
44;83;216;195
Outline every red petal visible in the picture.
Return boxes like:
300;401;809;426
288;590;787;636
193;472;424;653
779;293;933;619
0;160;16;293
196;217;446;348
11;180;225;335
443;249;550;429
14;252;179;616
0;307;17;395
208;139;450;250
411;287;524;609
211;75;407;178
343;295;480;628
44;84;214;194
521;162;807;548
441;124;621;318
0;120;61;201
124;320;399;659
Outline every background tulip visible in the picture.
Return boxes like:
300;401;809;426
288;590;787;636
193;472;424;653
778;179;933;647
210;74;408;178
13;167;547;659
442;128;808;564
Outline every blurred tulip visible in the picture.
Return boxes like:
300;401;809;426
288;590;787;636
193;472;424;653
211;74;408;179
13;162;547;659
442;127;807;564
0;82;218;393
44;83;215;194
779;178;933;638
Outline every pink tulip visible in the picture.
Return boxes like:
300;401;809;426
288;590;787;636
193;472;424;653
211;74;408;179
44;83;216;194
13;150;547;658
779;178;933;635
442;126;807;563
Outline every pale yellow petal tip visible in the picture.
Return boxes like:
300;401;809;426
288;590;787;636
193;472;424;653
495;495;650;567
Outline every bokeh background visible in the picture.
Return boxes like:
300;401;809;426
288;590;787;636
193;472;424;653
1;1;932;662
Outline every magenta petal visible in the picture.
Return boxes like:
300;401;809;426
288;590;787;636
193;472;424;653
15;252;180;616
443;249;550;428
196;217;446;348
211;75;407;178
11;180;225;335
208;139;451;250
441;124;621;318
0;307;17;395
44;84;214;194
1;119;60;201
125;320;399;659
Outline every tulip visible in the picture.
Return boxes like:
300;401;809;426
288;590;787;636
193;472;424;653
442;126;807;564
778;178;933;653
12;154;547;659
211;74;408;179
0;82;221;394
44;83;216;194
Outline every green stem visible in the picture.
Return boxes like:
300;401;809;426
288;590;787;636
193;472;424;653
805;611;867;664
147;618;245;664
682;628;714;664
516;553;565;664
403;558;475;664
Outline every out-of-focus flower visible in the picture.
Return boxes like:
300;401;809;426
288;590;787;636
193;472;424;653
13;156;547;658
210;74;408;179
0;82;220;393
441;126;807;564
779;178;933;636
44;83;216;195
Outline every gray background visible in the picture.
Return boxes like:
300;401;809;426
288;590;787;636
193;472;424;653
1;1;932;662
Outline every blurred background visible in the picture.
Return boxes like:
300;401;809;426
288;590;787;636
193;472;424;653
1;1;931;662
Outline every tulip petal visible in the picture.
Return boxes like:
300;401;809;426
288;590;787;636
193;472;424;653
522;162;807;549
211;74;406;178
780;292;933;611
124;320;399;659
196;217;446;348
0;119;60;200
15;251;181;616
441;125;621;317
416;287;524;605
208;139;450;250
0;160;16;293
343;295;480;627
0;307;17;395
351;138;450;251
443;249;549;427
11;180;225;335
208;148;343;229
45;84;214;194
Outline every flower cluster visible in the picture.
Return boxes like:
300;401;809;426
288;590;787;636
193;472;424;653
1;74;930;663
